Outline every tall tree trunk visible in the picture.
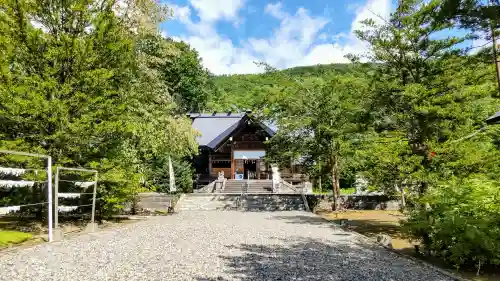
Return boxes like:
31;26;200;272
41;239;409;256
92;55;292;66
488;0;500;94
331;156;341;211
396;183;406;209
490;17;500;94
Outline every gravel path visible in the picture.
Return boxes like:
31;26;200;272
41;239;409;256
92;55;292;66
0;211;454;281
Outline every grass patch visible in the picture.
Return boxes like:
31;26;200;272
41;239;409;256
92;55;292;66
313;187;356;195
0;230;33;247
340;187;356;195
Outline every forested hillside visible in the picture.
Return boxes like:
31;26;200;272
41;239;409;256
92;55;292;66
207;63;354;111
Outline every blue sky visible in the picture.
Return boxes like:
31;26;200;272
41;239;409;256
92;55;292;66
159;0;401;74
161;0;478;75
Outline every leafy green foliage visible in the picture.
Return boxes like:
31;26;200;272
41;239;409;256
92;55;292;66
207;64;354;112
435;0;500;95
435;0;500;33
352;0;499;195
0;0;199;214
161;39;214;112
0;0;499;269
148;155;194;193
281;63;353;76
403;176;500;267
349;0;500;268
261;69;371;210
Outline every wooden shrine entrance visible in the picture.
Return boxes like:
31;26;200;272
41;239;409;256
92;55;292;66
211;120;271;180
232;150;267;180
193;113;274;184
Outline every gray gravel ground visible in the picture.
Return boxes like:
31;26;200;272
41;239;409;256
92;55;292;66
0;211;454;281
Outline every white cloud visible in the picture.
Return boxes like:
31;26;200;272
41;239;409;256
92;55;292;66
351;0;391;33
165;0;392;74
301;44;350;65
470;31;491;54
245;7;329;68
190;0;245;22
170;4;192;23
265;2;286;20
185;33;262;74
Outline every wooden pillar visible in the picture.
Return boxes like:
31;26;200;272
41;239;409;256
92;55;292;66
256;160;259;179
208;151;212;179
231;146;234;179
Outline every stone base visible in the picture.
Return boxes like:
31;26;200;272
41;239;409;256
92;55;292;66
52;228;64;242
84;222;99;233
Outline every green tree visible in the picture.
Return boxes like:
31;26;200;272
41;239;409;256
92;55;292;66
435;0;500;92
353;0;498;196
352;0;500;267
162;39;213;113
0;0;198;213
148;155;194;193
403;175;500;268
266;73;370;210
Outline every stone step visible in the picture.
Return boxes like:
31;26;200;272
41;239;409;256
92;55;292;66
223;187;272;190
222;190;273;194
176;194;306;211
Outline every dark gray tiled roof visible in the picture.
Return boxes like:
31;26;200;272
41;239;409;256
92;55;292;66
190;112;276;148
188;113;245;118
191;116;242;147
263;121;277;134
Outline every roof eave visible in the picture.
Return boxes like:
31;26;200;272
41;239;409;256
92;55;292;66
209;117;248;150
191;112;277;148
256;121;276;137
486;112;500;124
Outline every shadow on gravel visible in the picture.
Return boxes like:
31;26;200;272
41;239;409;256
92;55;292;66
271;214;333;225
195;237;449;281
270;214;354;233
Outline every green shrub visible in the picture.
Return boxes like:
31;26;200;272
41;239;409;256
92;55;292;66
403;176;500;268
149;156;194;193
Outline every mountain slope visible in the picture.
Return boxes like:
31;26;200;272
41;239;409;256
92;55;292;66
207;63;352;111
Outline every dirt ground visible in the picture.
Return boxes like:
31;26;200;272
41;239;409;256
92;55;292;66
318;210;500;281
318;210;414;252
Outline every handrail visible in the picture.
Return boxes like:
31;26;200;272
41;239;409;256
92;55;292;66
280;179;301;193
300;186;310;212
221;178;227;192
241;181;248;196
194;180;216;193
281;179;310;211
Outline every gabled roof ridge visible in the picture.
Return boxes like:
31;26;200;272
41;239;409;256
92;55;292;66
187;111;251;118
189;111;276;148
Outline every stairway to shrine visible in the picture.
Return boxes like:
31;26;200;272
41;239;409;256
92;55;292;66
222;180;273;194
175;193;306;212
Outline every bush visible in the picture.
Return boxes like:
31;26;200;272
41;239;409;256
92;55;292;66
403;176;500;268
149;156;194;193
